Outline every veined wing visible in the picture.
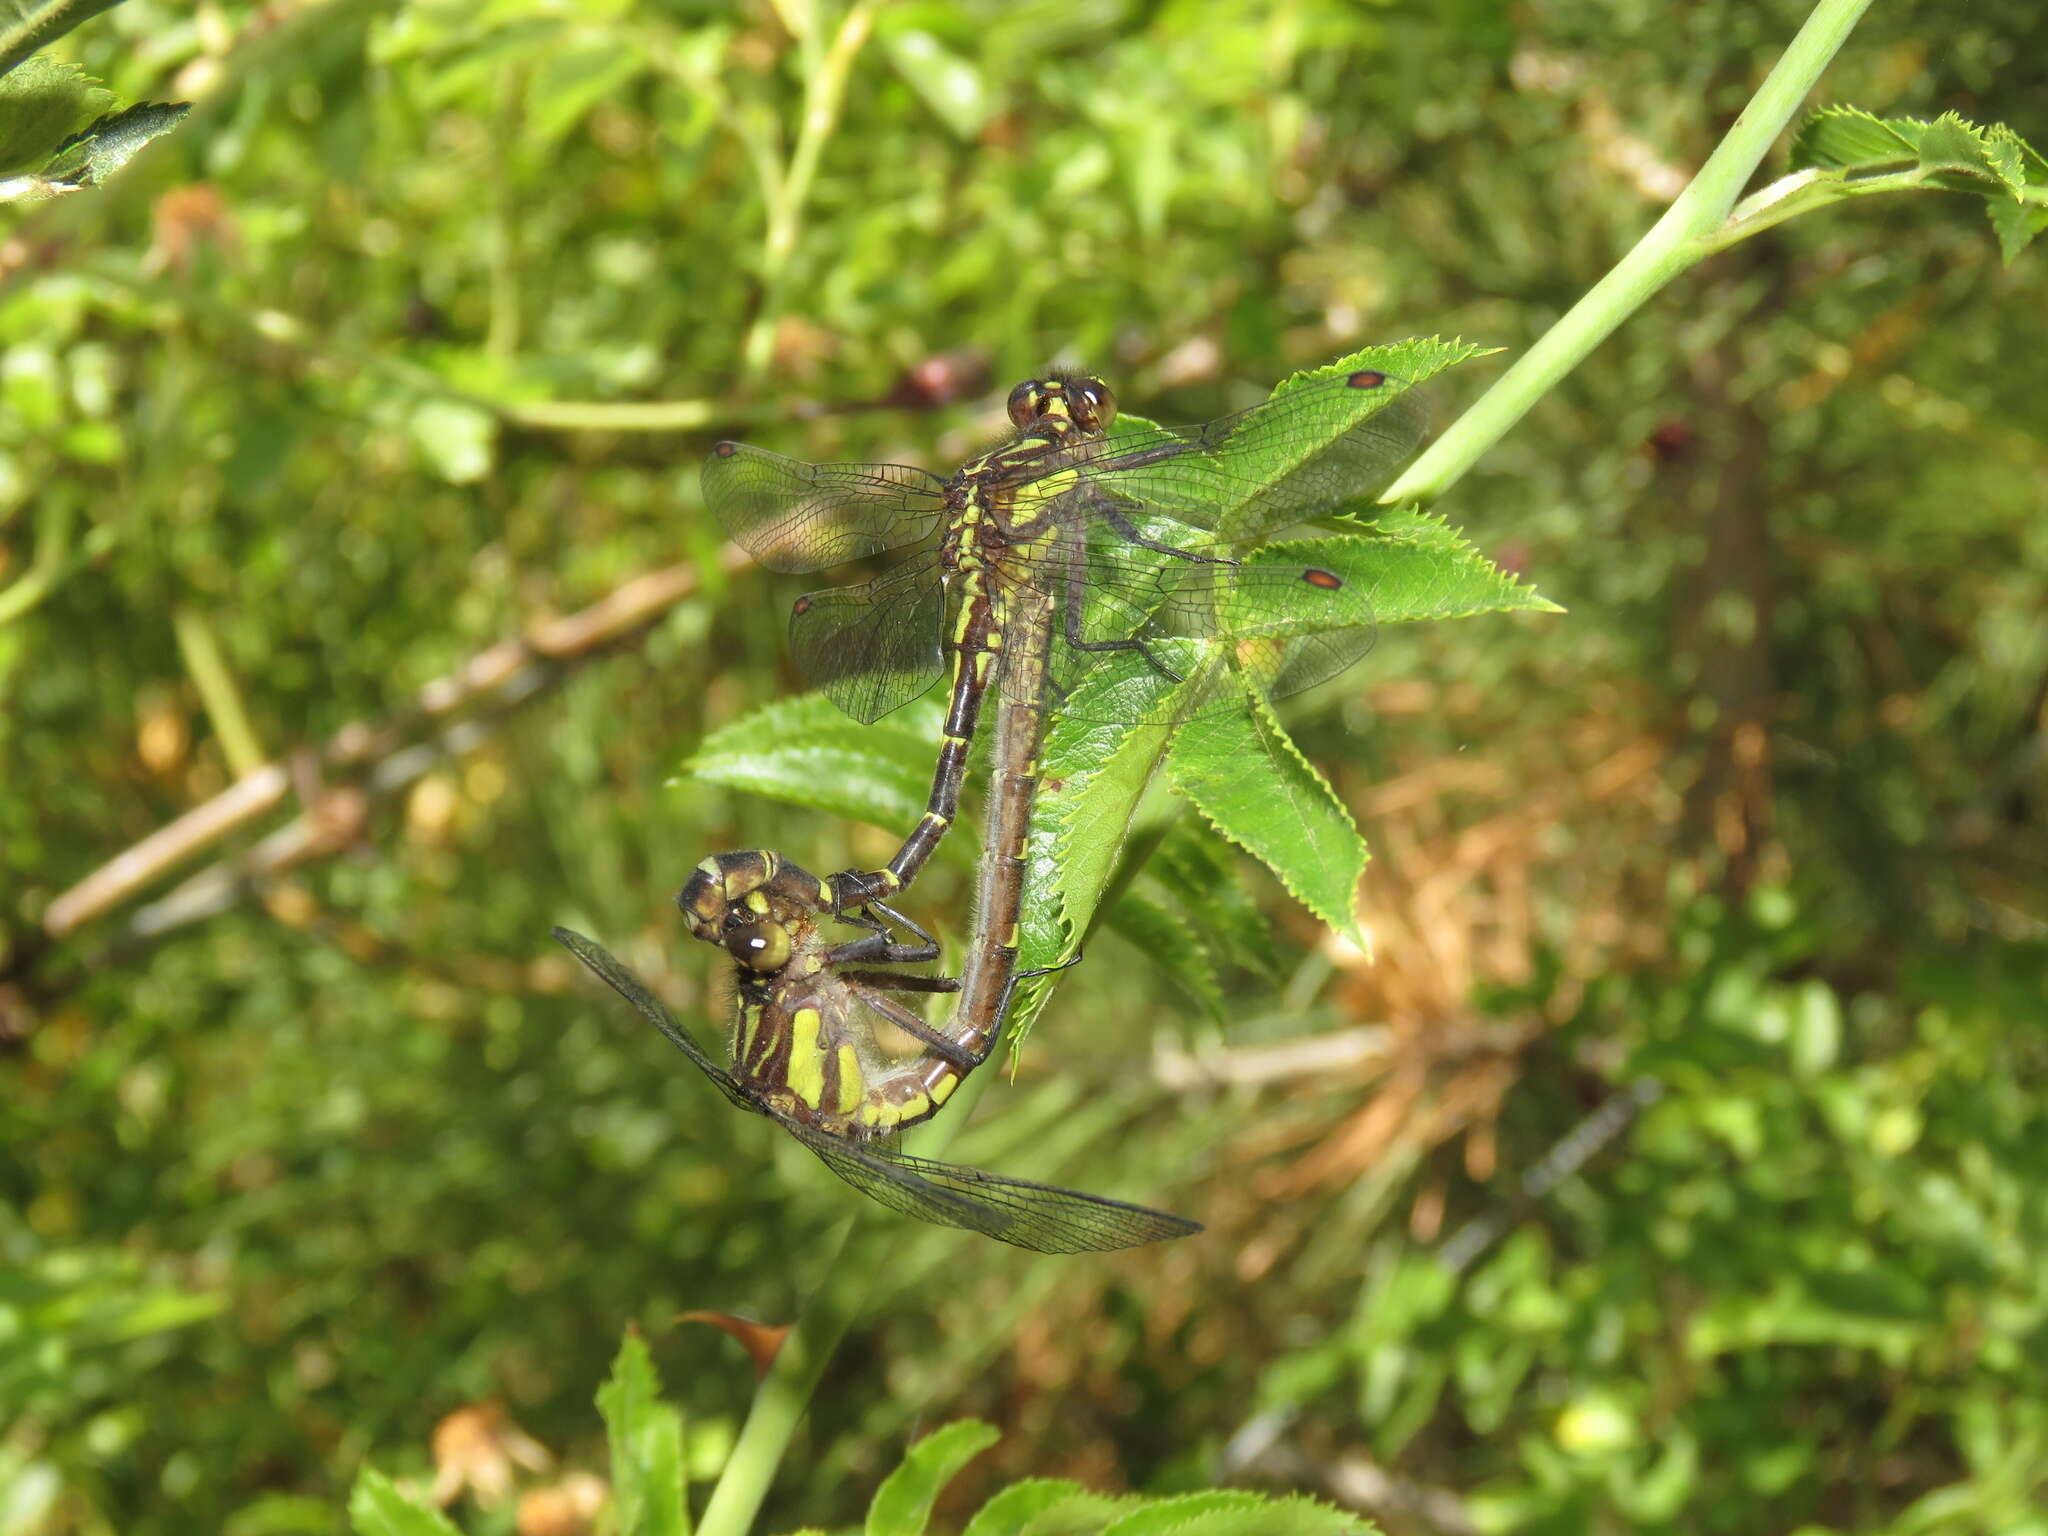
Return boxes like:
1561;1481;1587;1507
792;1122;1201;1254
1017;528;1378;726
702;444;947;574
1047;368;1428;545
552;926;760;1117
787;548;948;725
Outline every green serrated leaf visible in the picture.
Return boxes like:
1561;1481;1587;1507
0;0;123;80
1108;1494;1376;1536
1168;693;1367;944
1147;818;1282;980
959;1479;1130;1536
683;692;946;831
1105;889;1225;1022
40;98;187;184
1245;527;1560;639
1913;111;2001;187
865;1420;1001;1536
0;53;109;172
346;1469;463;1536
597;1332;690;1536
1988;194;2048;265
1023;705;1176;975
1789;105;1918;173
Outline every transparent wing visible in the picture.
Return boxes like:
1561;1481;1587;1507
702;443;947;573
1014;527;1378;726
788;549;948;725
1047;368;1428;544
552;927;760;1117
792;1123;1201;1254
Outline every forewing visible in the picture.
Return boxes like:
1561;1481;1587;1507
1033;529;1378;726
702;444;946;573
1064;370;1428;543
791;1124;1200;1253
552;926;760;1116
788;550;947;725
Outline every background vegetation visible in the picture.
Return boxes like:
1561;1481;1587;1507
3;1;2045;1533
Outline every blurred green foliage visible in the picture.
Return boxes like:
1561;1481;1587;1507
2;1;2046;1534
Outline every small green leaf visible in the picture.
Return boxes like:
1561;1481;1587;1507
529;33;645;145
1335;512;1564;624
1169;693;1367;945
1103;1492;1373;1535
346;1469;462;1536
597;1332;690;1536
1023;703;1175;974
1988;194;2048;266
1788;105;1916;171
682;692;946;832
39;98;188;184
407;397;496;485
877;27;989;141
0;0;123;81
960;1479;1130;1536
865;1420;1001;1536
0;54;109;172
1105;888;1225;1021
1787;106;2048;263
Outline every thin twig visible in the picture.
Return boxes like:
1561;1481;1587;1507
28;548;749;952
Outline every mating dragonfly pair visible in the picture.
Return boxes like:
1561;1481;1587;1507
558;358;1426;1251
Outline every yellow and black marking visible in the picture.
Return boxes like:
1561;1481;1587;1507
826;374;1116;911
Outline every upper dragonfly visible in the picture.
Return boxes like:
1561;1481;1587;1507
703;363;1427;910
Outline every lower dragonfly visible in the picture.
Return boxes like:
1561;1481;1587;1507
557;580;1195;1251
553;854;1195;1253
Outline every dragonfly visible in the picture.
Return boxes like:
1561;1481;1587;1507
703;362;1426;913
560;586;1195;1251
555;853;1197;1253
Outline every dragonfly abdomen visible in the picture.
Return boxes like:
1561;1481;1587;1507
735;972;966;1137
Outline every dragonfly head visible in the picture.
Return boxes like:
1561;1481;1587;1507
676;850;828;967
1006;374;1116;438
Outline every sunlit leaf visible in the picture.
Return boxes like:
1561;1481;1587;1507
346;1469;462;1536
864;1420;1000;1536
1169;691;1367;944
596;1332;689;1536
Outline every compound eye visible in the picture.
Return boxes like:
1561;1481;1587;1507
1006;381;1041;427
724;920;792;972
1078;380;1116;431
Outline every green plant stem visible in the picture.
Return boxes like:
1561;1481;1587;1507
485;63;526;362
694;1066;996;1536
76;259;744;433
0;0;122;78
173;604;266;779
1380;0;1875;506
740;0;881;378
501;398;719;431
0;500;75;626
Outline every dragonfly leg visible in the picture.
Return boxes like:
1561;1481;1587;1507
839;970;960;995
992;949;1083;1021
1057;556;1188;683
1100;500;1235;566
852;982;987;1071
825;896;942;966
